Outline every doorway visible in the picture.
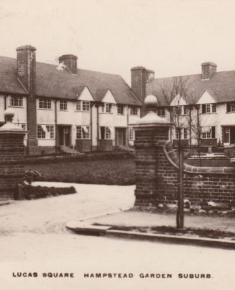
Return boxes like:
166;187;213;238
58;125;71;146
115;128;126;147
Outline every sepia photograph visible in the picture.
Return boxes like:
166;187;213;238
0;0;235;289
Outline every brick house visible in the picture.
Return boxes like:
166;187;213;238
0;45;142;154
131;62;235;148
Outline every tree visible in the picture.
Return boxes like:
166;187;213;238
157;76;199;228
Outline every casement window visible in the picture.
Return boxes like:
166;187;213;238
129;127;134;140
158;108;165;117
37;125;55;139
76;126;90;139
176;129;180;140
101;103;112;113
60;100;67;111
39;98;51;109
100;126;111;140
201;103;216;114
117;104;124;115
173;105;189;115
183;128;188;139
10;96;23;107
76;101;90;111
130;106;138;115
201;126;216;139
226;103;235;113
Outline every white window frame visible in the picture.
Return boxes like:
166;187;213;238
76;125;90;139
37;125;55;139
60;100;67;111
10;96;23;107
129;127;134;140
100;127;111;140
117;104;124;115
201;126;216;139
39;98;51;109
130;106;138;115
201;103;216;114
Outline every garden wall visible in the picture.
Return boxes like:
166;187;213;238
134;127;235;208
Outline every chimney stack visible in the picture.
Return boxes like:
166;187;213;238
16;45;36;93
201;62;217;80
59;54;77;74
131;66;155;102
16;45;37;153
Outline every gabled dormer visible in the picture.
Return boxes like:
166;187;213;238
101;90;116;113
197;90;216;114
76;86;94;112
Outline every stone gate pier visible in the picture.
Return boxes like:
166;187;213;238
0;109;26;199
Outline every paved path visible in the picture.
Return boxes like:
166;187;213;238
0;182;135;234
89;210;235;233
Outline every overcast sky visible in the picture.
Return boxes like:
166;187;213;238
1;0;235;84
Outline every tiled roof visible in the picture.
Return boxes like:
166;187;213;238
0;56;141;106
146;70;235;106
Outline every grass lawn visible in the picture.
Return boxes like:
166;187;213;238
25;157;135;185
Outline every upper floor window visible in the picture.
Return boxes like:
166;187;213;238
100;126;111;140
201;103;216;114
10;96;23;107
130;106;138;115
76;101;90;111
101;103;112;113
60;100;67;111
76;125;90;139
117;104;124;115
39;98;51;109
226;103;235;113
173;105;189;115
37;125;55;139
201;126;216;139
158;108;165;117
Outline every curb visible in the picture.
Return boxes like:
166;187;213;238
66;222;235;250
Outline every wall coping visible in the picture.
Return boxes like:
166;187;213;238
163;141;235;175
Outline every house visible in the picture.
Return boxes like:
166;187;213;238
131;62;235;147
0;45;142;154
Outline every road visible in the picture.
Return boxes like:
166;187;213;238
0;182;234;290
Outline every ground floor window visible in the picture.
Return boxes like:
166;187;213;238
76;125;90;139
129;127;134;140
37;125;55;139
100;126;111;140
201;126;215;139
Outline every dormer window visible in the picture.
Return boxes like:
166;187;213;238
76;100;90;111
117;104;124;115
101;103;112;113
130;106;138;115
226;103;235;113
201;103;216;114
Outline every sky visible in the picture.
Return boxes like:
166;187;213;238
1;0;235;84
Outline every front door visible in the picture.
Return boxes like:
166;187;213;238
58;126;71;146
115;128;126;147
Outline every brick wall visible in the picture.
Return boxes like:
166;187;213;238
134;126;235;208
0;132;25;199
